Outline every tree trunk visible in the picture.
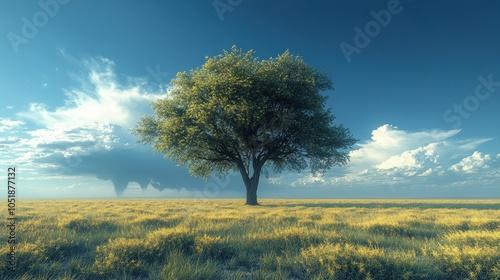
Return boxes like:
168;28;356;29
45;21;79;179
245;180;259;205
238;159;262;206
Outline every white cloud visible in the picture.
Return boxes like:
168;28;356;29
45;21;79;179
24;123;120;152
8;57;168;183
291;173;362;187
0;118;25;132
3;55;216;198
19;57;167;131
292;174;326;186
449;151;492;173
377;143;441;171
0;136;20;144
278;124;498;190
348;124;460;172
419;168;435;177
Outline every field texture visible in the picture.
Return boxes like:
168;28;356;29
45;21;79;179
1;199;500;279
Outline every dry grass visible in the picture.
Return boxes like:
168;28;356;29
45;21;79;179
1;199;499;279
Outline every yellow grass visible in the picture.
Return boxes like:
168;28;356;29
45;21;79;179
1;199;499;279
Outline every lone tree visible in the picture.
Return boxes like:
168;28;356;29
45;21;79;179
133;46;356;205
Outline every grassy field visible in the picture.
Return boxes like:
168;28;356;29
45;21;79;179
1;199;500;279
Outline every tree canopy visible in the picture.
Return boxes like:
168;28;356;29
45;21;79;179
133;46;356;205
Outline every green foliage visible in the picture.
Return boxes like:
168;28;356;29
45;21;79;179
133;46;356;192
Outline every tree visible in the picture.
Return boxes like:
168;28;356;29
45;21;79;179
133;46;356;205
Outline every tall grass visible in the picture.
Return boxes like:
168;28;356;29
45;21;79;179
1;199;499;279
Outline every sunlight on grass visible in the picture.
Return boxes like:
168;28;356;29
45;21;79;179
1;199;499;279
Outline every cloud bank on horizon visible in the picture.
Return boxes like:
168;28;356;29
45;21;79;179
1;57;499;198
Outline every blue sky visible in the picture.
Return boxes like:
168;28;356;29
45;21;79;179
1;0;499;199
